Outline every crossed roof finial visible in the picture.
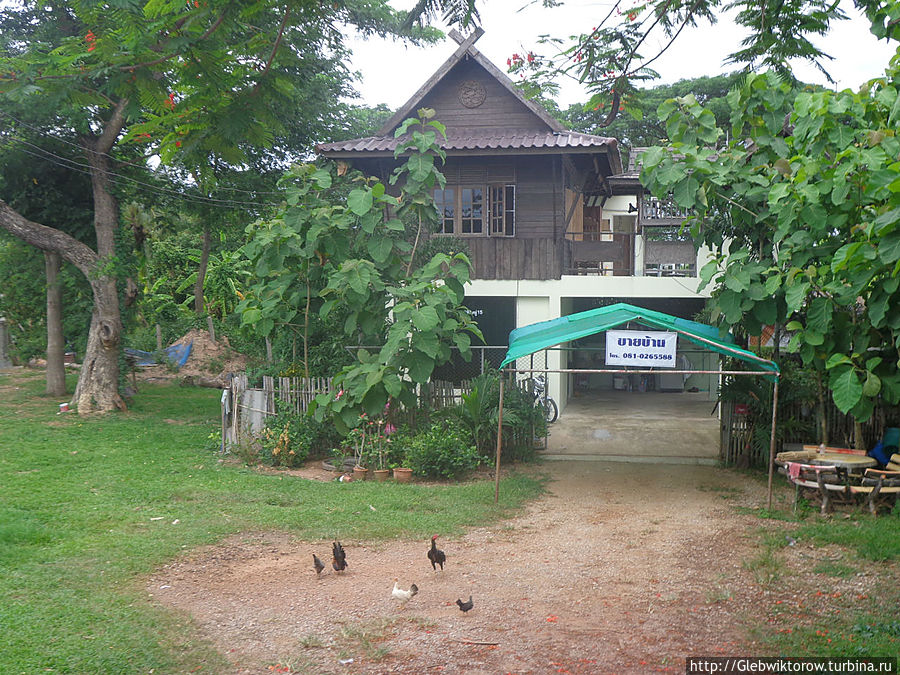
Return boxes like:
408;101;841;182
448;27;485;49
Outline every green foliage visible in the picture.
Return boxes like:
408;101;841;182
0;0;444;410
343;412;399;470
445;371;546;461
260;404;342;468
565;72;747;152
516;2;867;131
403;419;482;479
0;131;95;362
719;357;818;465
642;66;900;421
0;236;93;362
239;109;482;432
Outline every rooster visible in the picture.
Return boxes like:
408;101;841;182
391;578;418;607
332;541;347;572
456;595;473;613
427;535;446;571
313;553;325;577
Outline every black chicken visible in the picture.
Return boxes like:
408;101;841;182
456;595;473;613
313;553;325;576
332;541;348;572
427;535;446;571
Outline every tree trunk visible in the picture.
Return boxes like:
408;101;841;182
71;113;127;413
854;419;865;451
0;99;128;413
72;277;125;412
816;371;829;445
194;227;211;314
44;251;67;397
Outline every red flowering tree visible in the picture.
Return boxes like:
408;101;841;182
0;0;440;412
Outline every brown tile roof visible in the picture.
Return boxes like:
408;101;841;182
317;131;618;156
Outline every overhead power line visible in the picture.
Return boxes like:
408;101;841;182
5;134;280;211
0;110;285;199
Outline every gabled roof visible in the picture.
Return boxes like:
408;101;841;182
377;28;564;137
500;302;780;380
316;30;622;173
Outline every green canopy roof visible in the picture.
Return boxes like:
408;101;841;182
500;302;779;380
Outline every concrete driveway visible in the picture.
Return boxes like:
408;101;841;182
542;390;721;464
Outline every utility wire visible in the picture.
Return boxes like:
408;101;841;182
5;134;279;210
0;110;284;197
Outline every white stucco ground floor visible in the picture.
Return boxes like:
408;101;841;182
465;273;717;415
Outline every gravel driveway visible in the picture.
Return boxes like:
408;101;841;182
148;461;880;674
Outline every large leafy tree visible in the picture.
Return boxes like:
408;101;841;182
0;0;438;412
562;71;746;162
239;109;483;431
640;64;900;425
516;1;900;127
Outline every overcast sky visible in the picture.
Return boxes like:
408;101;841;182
347;0;897;110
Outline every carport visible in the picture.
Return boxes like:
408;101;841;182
492;303;782;507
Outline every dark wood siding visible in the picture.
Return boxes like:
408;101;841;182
356;155;569;281
513;156;557;239
467;238;571;280
418;59;554;135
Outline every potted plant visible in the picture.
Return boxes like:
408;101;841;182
347;421;368;480
392;464;413;483
384;424;412;482
369;418;391;481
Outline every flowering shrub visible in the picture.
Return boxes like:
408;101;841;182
260;403;342;468
347;412;396;469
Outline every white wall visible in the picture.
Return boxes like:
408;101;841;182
467;273;716;412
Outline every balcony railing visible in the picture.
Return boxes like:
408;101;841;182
641;196;689;225
466;237;568;280
644;240;696;277
565;232;634;276
462;234;698;281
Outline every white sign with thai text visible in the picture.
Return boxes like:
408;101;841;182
606;330;678;368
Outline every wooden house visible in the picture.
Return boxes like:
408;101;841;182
317;29;715;414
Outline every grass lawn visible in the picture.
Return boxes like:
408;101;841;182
746;496;900;659
0;369;544;674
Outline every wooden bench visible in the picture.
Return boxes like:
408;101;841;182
784;462;852;515
801;444;867;456
849;468;900;515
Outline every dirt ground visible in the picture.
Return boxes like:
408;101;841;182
148;462;884;675
128;329;249;387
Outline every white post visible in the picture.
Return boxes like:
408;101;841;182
0;317;11;368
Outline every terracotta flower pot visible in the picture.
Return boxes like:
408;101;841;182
392;467;413;483
373;468;390;482
352;465;368;481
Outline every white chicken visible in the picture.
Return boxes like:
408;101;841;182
391;578;418;607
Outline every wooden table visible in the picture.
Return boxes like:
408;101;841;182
812;453;878;472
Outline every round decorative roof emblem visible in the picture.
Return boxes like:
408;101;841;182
458;79;486;108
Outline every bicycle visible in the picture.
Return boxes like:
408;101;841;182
526;374;558;424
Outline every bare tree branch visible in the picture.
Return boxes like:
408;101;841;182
252;8;290;95
0;200;99;277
